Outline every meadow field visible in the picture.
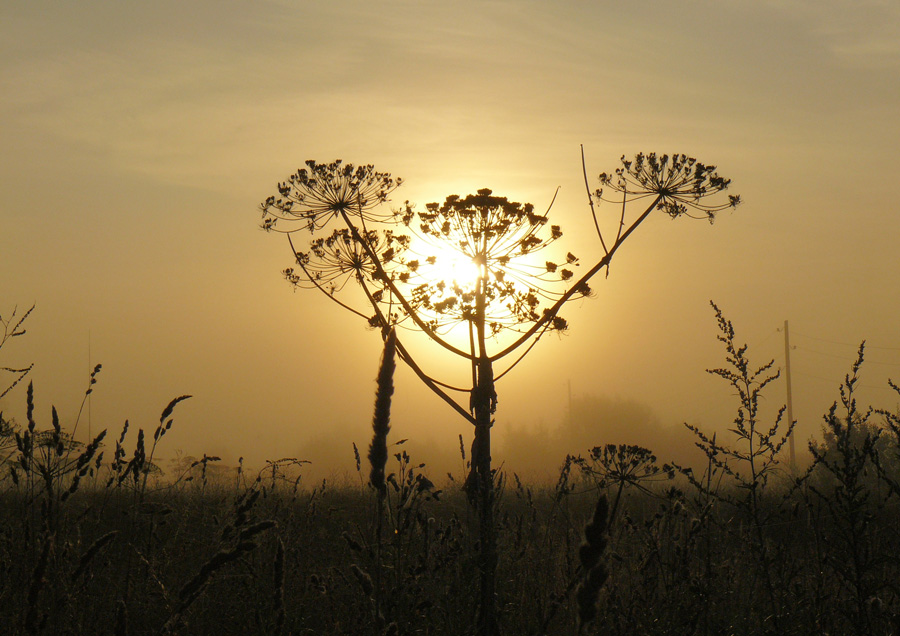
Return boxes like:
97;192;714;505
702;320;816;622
2;362;900;636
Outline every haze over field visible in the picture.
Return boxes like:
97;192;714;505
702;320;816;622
2;0;899;479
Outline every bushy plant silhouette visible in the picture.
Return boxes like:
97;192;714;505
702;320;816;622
259;151;739;634
1;303;34;403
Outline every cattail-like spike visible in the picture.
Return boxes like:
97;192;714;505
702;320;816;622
71;531;118;581
368;329;396;496
159;395;192;425
350;563;374;598
26;381;35;432
367;330;395;632
577;493;610;630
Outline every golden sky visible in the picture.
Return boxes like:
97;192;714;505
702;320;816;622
2;1;899;478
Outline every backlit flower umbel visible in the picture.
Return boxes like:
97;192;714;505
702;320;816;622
400;189;583;335
261;160;402;233
285;228;410;296
596;153;740;222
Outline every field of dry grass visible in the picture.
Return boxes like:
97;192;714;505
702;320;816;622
4;304;900;634
2;424;900;636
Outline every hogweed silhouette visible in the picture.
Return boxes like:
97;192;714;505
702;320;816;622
259;151;739;635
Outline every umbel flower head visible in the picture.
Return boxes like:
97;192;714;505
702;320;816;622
260;160;402;233
578;444;675;493
596;153;741;222
400;188;583;335
285;228;410;295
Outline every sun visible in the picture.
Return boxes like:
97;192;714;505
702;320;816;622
425;246;481;288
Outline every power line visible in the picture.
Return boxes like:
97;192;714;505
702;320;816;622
751;328;781;351
792;330;900;352
792;370;899;392
793;345;900;368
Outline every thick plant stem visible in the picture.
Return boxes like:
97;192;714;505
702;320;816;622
472;356;498;636
469;256;500;636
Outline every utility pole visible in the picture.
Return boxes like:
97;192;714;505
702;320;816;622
783;320;796;470
87;330;92;442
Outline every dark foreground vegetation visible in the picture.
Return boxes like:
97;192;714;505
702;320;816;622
2;435;900;636
4;301;900;635
3;347;900;635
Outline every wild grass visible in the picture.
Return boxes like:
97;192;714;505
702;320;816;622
2;306;900;634
2;447;900;635
4;461;900;636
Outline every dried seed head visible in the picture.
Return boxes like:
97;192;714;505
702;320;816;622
368;329;396;496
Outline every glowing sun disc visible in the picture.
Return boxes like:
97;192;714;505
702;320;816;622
427;248;481;287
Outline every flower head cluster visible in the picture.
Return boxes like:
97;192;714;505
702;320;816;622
576;444;675;493
261;160;402;233
401;189;581;334
596;153;740;222
285;228;410;296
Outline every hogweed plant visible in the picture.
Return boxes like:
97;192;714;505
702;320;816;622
259;151;739;635
574;444;675;531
